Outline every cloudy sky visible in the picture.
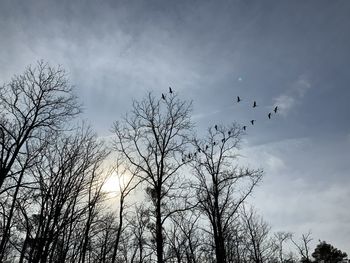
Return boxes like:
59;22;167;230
1;0;349;253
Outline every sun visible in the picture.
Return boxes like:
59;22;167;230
102;173;120;193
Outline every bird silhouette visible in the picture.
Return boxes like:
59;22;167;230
250;120;255;125
169;87;173;93
268;113;272;119
253;101;257;108
198;148;201;153
206;145;209;150
162;93;166;100
214;125;218;131
221;138;225;143
243;126;247;131
228;131;231;136
213;141;216;145
237;96;241;103
274;106;278;113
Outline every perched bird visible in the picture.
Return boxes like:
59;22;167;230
243;126;247;131
188;153;191;159
274;106;278;113
268;113;272;119
237;96;241;103
206;145;209;150
213;141;216;145
214;125;218;131
250;120;255;125
221;138;225;143
169;87;173;93
228;131;231;136
182;158;185;163
194;152;197;157
162;93;166;100
198;148;201;153
253;101;257;108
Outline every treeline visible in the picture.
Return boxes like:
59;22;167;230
0;62;347;263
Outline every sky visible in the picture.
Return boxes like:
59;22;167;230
1;0;349;254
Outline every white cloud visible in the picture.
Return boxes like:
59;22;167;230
265;154;286;173
274;95;296;115
273;75;311;116
294;75;311;97
241;137;350;253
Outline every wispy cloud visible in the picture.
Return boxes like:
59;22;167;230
274;75;311;116
241;136;350;252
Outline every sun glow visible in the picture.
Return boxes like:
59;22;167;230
102;173;121;194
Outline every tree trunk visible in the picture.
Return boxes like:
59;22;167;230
156;193;164;263
111;197;124;263
0;168;24;261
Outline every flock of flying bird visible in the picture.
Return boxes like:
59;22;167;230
236;95;278;131
161;87;279;162
162;87;279;131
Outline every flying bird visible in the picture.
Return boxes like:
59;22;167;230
169;87;173;93
243;126;247;131
250;120;255;125
237;96;241;103
214;125;218;131
268;113;272;119
162;93;166;100
274;106;278;113
253;101;257;108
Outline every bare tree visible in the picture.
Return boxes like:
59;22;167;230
94;212;117;263
0;61;80;190
128;205;153;263
290;231;312;263
274;231;293;263
13;126;107;263
170;211;202;263
113;92;193;262
110;159;141;263
78;152;108;263
240;206;277;263
0;61;80;261
191;124;263;263
165;219;187;263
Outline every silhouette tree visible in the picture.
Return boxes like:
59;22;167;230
240;206;277;263
0;61;80;191
291;231;313;263
6;125;107;263
274;231;293;263
191;124;263;263
0;62;81;262
110;159;140;263
113;92;193;263
312;241;347;263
